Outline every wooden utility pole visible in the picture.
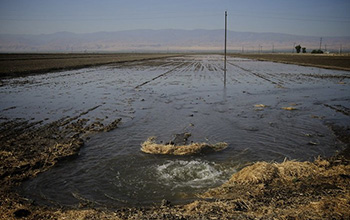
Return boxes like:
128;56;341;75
224;10;227;85
293;42;296;53
339;44;342;54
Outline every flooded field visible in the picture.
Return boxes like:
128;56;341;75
1;55;349;208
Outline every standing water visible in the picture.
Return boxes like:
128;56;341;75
1;55;349;207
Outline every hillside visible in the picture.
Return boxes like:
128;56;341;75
0;29;349;52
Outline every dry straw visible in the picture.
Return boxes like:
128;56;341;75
140;137;227;155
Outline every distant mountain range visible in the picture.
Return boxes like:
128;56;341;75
0;29;349;53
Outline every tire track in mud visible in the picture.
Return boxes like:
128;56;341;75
134;62;187;89
228;61;284;87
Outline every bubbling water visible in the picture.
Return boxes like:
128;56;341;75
156;159;236;189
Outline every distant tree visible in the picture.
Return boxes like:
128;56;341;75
302;47;306;53
295;45;302;53
311;49;323;54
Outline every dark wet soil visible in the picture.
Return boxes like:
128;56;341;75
231;53;350;71
0;53;179;78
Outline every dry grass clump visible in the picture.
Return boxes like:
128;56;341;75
254;104;268;108
198;158;350;219
228;160;320;184
140;137;227;155
282;106;298;111
254;104;269;111
210;158;349;188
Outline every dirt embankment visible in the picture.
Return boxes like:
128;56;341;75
0;53;180;78
230;53;350;71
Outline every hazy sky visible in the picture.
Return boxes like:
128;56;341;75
0;0;349;36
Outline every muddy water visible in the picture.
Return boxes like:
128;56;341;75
1;55;349;207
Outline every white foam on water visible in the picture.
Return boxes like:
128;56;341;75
155;159;234;189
